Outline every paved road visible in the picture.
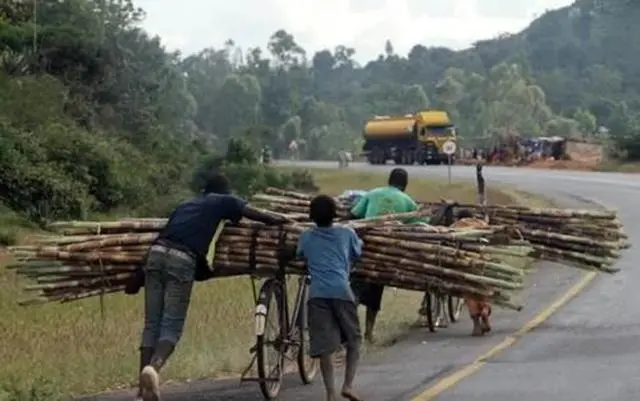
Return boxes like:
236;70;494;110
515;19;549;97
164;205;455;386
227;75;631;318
81;163;638;401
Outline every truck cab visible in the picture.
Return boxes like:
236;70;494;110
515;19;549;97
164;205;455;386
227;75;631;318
415;111;457;164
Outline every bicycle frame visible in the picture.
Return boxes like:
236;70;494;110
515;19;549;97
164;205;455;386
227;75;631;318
262;271;308;344
241;245;310;385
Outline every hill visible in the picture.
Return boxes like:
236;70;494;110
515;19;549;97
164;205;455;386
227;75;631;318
0;0;639;224
463;0;640;127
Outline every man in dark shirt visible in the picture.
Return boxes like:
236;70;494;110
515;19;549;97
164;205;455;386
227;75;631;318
137;173;287;401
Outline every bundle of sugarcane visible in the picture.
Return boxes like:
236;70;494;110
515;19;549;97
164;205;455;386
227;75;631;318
259;188;628;272
422;202;628;273
6;211;526;309
251;187;352;219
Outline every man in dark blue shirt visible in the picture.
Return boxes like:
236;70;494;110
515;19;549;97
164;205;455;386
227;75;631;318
137;173;287;401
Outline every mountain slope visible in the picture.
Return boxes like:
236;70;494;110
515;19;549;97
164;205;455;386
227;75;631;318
467;0;640;118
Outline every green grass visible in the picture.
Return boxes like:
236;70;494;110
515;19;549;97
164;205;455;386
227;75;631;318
0;204;40;247
0;169;552;400
598;160;640;173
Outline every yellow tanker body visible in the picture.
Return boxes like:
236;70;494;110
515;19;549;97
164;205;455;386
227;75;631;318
362;110;457;165
363;116;415;140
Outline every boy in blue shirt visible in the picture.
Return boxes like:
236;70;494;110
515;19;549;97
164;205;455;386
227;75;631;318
297;195;363;401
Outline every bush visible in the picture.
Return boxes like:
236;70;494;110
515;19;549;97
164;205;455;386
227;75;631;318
0;74;316;224
0;124;92;223
0;73;200;222
264;168;318;192
190;138;318;200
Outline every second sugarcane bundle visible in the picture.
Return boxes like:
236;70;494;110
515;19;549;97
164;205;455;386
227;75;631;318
260;187;628;273
7;212;524;309
434;202;629;273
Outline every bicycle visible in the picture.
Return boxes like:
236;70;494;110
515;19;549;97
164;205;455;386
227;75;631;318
416;201;466;332
418;289;465;332
241;232;318;399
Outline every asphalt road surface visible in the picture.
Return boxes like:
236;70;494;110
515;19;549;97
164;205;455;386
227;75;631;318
80;162;639;401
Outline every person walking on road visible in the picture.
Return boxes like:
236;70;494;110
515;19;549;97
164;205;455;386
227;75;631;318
349;168;422;342
135;173;288;401
297;195;364;401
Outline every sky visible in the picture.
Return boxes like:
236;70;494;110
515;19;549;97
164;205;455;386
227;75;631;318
136;0;575;63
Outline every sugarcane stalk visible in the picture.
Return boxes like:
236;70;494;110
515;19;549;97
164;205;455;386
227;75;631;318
360;254;522;290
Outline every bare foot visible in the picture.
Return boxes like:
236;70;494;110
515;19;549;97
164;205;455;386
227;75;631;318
341;388;364;401
139;366;160;401
471;318;484;337
480;317;492;333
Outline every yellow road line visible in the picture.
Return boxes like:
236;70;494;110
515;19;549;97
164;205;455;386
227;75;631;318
411;271;598;401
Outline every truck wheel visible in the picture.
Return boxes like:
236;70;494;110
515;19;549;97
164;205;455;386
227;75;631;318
399;152;407;165
369;148;382;165
403;150;414;166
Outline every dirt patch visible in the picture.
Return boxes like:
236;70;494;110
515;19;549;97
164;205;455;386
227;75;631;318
526;158;599;171
566;140;602;162
459;140;604;171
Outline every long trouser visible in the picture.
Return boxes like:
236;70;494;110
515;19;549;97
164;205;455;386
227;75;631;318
138;245;196;400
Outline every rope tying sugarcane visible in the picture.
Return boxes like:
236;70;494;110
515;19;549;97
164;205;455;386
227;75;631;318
96;223;106;323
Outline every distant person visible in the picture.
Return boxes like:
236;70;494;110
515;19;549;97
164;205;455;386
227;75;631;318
297;195;363;401
135;173;288;401
349;168;421;342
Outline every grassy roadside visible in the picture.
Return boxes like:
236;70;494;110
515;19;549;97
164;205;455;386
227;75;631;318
0;204;41;247
0;169;552;400
597;160;640;173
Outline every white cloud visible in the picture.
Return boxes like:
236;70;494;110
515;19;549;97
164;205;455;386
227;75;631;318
136;0;574;62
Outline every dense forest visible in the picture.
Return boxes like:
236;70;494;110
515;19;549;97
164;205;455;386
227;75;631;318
1;0;639;224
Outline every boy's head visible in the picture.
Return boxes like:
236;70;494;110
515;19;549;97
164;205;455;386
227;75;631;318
203;173;231;195
309;195;337;227
388;168;409;191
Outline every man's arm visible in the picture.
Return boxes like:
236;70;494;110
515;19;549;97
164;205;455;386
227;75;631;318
347;227;363;260
219;195;288;225
242;204;289;225
404;195;429;224
349;195;369;219
295;232;307;259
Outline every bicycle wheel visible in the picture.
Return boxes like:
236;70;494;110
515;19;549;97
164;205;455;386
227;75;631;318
255;279;285;400
447;295;464;323
420;291;437;332
296;280;318;384
433;293;446;328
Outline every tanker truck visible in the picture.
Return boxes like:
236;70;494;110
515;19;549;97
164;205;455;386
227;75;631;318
362;110;457;165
